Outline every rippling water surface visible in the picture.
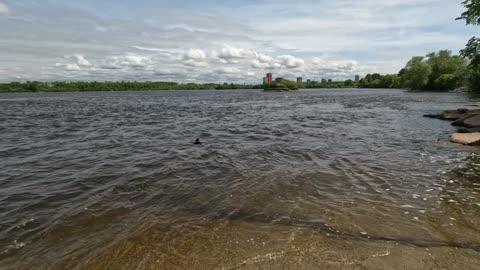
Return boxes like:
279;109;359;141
1;89;480;269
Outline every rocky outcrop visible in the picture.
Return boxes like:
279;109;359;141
424;109;480;121
451;133;480;145
425;108;480;146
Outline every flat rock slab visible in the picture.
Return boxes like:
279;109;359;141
452;114;480;128
451;132;480;145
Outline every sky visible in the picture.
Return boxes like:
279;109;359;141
0;0;477;83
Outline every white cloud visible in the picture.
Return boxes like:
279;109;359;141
216;45;257;60
0;2;14;16
257;54;274;64
216;67;240;74
183;49;207;61
65;64;81;71
183;59;208;67
72;55;91;67
277;55;305;68
101;55;152;70
251;60;270;69
133;46;184;54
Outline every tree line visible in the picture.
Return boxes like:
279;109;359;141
359;1;479;92
358;50;468;91
0;81;262;93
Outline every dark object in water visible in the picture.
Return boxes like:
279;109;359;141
194;138;202;145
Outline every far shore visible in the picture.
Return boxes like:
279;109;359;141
0;80;403;93
0;80;477;94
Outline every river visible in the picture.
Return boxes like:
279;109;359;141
1;89;480;269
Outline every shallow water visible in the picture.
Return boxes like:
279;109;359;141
1;89;480;269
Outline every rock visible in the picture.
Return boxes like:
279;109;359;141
457;127;480;133
450;132;480;145
452;114;480;128
423;114;445;120
424;109;480;121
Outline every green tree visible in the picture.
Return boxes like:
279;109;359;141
457;0;480;25
425;50;467;91
402;57;432;90
344;79;354;87
278;80;299;90
458;0;480;92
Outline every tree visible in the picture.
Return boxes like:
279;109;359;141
277;80;299;90
344;79;355;87
434;74;458;91
425;50;468;91
458;0;480;92
402;56;432;90
461;37;480;70
457;0;480;25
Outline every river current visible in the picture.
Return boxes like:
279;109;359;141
1;89;480;269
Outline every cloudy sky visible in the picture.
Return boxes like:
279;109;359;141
0;0;477;83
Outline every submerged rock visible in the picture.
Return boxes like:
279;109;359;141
450;133;480;145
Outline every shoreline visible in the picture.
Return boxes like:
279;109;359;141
0;87;367;94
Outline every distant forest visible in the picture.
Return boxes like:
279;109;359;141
0;81;263;92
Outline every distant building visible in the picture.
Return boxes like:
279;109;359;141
275;77;285;83
355;75;360;82
266;73;273;83
263;77;268;84
297;77;303;84
307;79;311;83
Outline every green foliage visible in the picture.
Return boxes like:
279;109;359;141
359;73;400;88
461;37;480;70
401;56;432;90
434;74;458;91
263;80;299;90
457;0;480;25
458;1;480;92
425;50;467;91
0;81;261;93
397;51;467;91
303;79;353;89
343;79;355;87
277;80;299;90
466;68;480;92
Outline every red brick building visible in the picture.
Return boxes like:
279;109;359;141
266;73;273;83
